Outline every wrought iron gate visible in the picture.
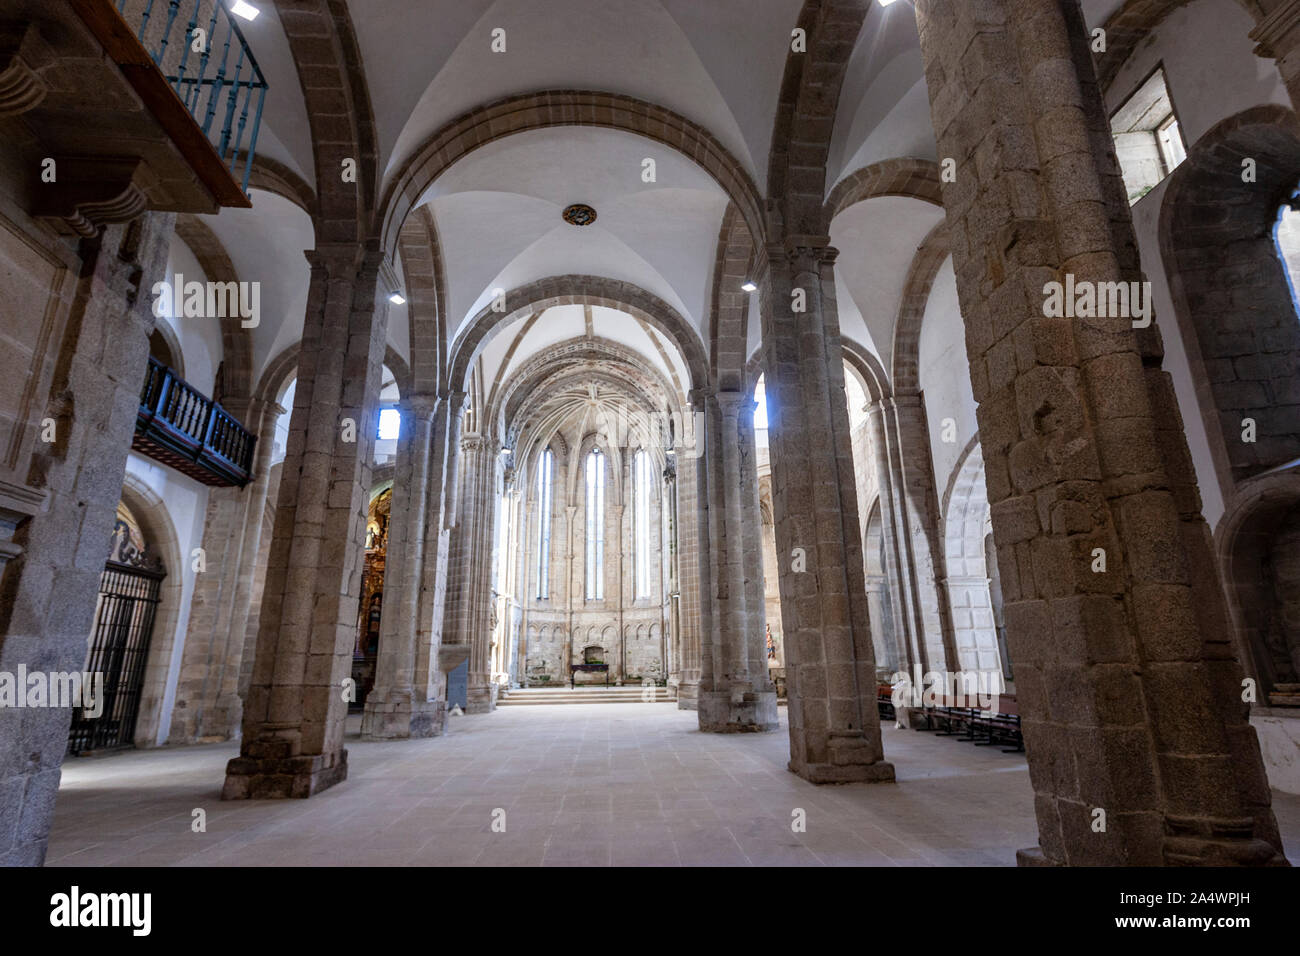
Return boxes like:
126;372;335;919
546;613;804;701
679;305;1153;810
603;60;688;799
67;561;166;754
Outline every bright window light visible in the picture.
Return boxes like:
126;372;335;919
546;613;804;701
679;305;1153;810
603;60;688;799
377;407;401;440
231;1;260;21
388;292;406;305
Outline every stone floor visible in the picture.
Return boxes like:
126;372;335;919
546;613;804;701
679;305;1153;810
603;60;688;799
45;704;1300;866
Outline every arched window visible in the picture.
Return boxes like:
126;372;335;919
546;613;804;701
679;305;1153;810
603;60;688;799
633;448;652;598
585;449;605;600
535;449;552;599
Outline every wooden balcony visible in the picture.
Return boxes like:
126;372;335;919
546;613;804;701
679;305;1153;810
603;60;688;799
133;357;256;488
1;0;267;235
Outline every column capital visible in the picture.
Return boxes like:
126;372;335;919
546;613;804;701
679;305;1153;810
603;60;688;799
714;389;754;418
687;386;713;407
439;388;469;411
460;435;497;454
304;242;364;274
401;393;440;420
780;236;838;271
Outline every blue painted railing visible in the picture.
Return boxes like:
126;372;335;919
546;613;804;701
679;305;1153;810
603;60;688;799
116;0;267;195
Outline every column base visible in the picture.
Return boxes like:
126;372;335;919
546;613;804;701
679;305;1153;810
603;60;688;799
676;680;700;711
698;690;779;732
222;746;348;800
1162;816;1291;866
788;731;895;784
1016;846;1058;866
360;692;446;740
466;682;497;714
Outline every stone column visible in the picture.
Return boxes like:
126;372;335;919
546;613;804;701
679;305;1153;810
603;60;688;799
866;399;937;677
760;241;893;783
863;575;902;676
223;243;389;799
663;457;682;691
445;433;499;712
515;496;533;683
564;503;577;675
412;392;459;717
0;212;174;864
699;391;777;732
675;430;707;709
361;394;445;739
915;0;1284;864
169;394;282;743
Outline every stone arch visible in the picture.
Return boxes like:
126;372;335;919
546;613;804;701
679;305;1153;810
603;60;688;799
383;348;411;402
708;202;759;391
1215;466;1300;704
767;0;875;236
940;440;1001;682
378;90;765;261
370;465;396;496
890;220;952;393
396;205;446;395
147;322;185;380
447;276;709;394
499;338;680;458
116;471;184;750
173;215;253;408
842;339;891;404
277;0;379;241
823;158;945;234
1159;103;1300;490
242;153;318;222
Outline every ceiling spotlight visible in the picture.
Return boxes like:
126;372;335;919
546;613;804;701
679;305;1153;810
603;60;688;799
388;293;406;305
741;281;758;293
877;0;901;6
231;1;260;21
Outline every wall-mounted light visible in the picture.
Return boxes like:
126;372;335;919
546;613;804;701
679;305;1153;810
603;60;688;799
877;0;901;6
231;1;260;21
741;281;758;293
388;292;406;305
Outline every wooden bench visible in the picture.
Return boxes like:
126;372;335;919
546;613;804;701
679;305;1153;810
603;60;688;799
917;695;1023;753
877;683;896;722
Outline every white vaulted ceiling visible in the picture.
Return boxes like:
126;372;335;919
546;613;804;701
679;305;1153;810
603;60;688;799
351;0;803;191
830;195;945;374
196;0;1032;400
475;304;691;406
424;126;728;344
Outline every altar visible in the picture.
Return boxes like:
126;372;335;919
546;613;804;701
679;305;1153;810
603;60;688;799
569;663;610;688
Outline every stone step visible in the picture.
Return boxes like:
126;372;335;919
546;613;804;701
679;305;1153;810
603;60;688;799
498;687;676;705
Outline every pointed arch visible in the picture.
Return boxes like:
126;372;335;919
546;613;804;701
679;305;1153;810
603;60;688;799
447;276;709;393
378;90;765;261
